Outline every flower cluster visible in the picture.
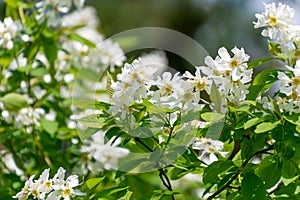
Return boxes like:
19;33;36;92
13;167;84;200
0;17;18;49
255;2;300;112
79;131;130;174
110;47;251;115
200;47;252;111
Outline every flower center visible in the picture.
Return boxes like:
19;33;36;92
213;69;222;76
291;90;299;101
269;16;278;26
196;79;206;91
183;91;194;101
233;81;240;86
163;84;173;96
63;187;72;197
208;147;216;153
32;189;40;197
45;180;52;189
229;59;239;69
224;70;231;77
291;77;300;86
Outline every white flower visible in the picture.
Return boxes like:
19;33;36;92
62;7;99;29
81;131;130;171
13;175;35;200
278;62;300;101
139;50;169;77
0;17;19;49
192;137;227;165
154;72;184;97
15;107;45;128
13;168;84;200
2;153;23;176
254;2;295;39
9;54;28;70
184;67;210;92
110;58;158;111
217;47;250;81
97;39;126;68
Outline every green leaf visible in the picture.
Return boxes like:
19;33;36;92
77;67;100;82
255;121;280;134
77;114;105;128
203;160;236;184
244;118;262;129
268;41;296;60
241;173;269;200
43;37;58;67
248;69;282;99
30;65;48;77
181;109;201;123
253;69;279;86
72;100;111;111
170;167;189;180
94;186;129;198
201;112;225;122
257;161;281;189
281;159;299;179
247;57;274;69
274;182;297;196
4;0;22;8
0;56;13;69
206;122;224;140
1;93;28;111
85;177;104;190
246;85;265;101
41;119;59;137
241;134;268;160
283;114;300;125
24;40;41;64
77;127;99;141
210;80;222;112
68;33;96;48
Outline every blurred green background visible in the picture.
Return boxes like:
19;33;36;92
86;0;269;58
1;0;300;71
83;0;300;74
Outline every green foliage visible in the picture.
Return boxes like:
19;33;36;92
1;1;300;200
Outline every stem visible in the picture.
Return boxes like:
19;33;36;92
228;140;240;160
135;138;175;200
135;137;153;152
18;7;26;24
207;145;274;199
207;173;239;200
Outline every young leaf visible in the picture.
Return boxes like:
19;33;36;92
201;112;225;122
244;118;262;129
85;177;105;190
210;80;221;112
247;57;274;70
41;119;59;137
1;93;28;111
77;114;106;128
255;121;280;134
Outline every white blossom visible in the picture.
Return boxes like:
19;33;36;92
0;17;19;49
192;137;227;165
254;2;295;39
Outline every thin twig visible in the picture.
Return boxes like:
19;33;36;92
207;145;274;199
135;137;175;200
